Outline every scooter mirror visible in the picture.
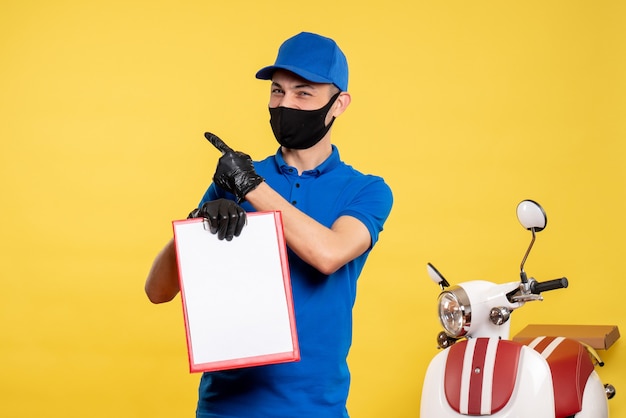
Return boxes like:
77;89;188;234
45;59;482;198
427;262;450;289
516;199;547;232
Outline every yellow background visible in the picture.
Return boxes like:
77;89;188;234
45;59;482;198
1;1;624;417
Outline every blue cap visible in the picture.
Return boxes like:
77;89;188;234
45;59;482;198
256;32;349;92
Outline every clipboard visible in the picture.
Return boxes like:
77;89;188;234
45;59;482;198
172;211;299;373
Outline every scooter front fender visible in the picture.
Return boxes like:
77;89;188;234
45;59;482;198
420;344;555;418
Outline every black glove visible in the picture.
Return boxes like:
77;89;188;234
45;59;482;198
205;132;264;203
188;199;247;241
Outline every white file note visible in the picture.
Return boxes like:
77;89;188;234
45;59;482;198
172;211;299;372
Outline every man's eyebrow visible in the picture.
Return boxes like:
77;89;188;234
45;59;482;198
271;81;316;90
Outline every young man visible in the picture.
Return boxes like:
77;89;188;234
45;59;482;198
145;32;393;417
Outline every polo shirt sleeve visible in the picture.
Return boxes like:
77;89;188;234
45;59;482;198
338;176;393;248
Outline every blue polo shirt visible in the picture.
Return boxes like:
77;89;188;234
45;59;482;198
195;146;393;418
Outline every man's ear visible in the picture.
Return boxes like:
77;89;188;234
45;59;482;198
331;92;351;118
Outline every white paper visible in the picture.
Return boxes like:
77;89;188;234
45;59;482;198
173;212;296;368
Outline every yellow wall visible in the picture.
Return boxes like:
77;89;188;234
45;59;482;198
1;1;624;417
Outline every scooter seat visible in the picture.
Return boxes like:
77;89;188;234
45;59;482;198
523;336;595;418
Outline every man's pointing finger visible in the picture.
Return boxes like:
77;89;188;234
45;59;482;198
204;132;234;154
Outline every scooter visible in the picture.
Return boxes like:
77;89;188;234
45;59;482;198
420;200;616;417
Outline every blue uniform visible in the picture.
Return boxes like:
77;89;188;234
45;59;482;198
195;146;393;418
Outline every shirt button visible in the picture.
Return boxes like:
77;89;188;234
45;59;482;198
295;183;300;188
291;200;297;205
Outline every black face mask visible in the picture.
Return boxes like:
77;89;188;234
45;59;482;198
269;92;341;150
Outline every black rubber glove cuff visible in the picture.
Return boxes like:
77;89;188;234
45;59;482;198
213;150;264;203
215;169;264;203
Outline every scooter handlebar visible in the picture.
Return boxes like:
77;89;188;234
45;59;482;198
530;277;569;294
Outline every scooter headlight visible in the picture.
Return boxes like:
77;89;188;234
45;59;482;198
437;286;471;337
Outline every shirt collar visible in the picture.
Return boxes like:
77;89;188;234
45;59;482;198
274;145;341;177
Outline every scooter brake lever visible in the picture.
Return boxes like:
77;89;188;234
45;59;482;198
510;294;543;302
509;278;543;302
